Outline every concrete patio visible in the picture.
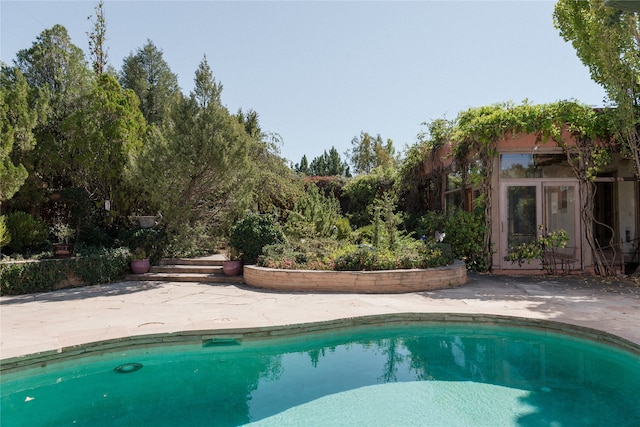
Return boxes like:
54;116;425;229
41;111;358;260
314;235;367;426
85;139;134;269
2;273;639;362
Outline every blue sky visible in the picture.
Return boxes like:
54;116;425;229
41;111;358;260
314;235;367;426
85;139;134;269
1;1;607;165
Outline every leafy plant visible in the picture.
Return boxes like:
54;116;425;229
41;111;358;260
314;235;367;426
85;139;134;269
4;211;48;255
117;227;167;261
283;185;343;239
130;247;147;260
505;226;569;272
51;222;75;244
0;215;10;251
258;236;453;271
0;247;130;295
229;211;285;264
443;208;489;272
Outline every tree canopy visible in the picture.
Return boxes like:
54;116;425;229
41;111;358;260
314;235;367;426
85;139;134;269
347;132;397;175
126;57;254;250
119;40;181;126
0;66;41;203
554;0;640;177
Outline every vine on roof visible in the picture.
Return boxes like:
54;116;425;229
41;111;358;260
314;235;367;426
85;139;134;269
438;100;615;272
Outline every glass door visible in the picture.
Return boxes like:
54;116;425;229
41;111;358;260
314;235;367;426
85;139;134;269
500;181;579;269
502;184;541;269
543;184;576;247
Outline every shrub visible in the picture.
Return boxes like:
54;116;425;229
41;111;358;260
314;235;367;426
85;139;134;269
4;211;49;255
283;185;344;239
258;237;453;271
443;208;488;272
116;227;168;262
259;238;345;270
229;212;285;264
0;247;130;295
0;215;10;251
334;238;452;271
505;226;569;273
333;216;352;240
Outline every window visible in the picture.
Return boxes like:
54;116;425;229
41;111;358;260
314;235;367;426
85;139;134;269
500;154;573;179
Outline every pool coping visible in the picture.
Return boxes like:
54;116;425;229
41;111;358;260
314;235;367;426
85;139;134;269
3;312;638;374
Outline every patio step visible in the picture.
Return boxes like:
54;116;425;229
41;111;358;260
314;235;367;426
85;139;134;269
151;264;224;274
125;255;244;284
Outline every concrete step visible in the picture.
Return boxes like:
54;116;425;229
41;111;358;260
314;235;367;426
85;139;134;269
125;272;244;284
126;255;244;284
151;265;224;274
159;255;226;267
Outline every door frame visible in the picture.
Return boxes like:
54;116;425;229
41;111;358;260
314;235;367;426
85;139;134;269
499;179;580;270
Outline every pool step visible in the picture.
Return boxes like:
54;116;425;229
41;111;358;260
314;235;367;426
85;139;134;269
125;255;244;284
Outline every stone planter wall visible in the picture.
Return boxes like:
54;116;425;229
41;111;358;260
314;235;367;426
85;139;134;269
243;260;467;293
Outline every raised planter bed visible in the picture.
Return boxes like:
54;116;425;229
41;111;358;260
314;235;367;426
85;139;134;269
243;260;467;293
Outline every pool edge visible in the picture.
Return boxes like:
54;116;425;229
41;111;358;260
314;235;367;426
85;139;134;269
2;312;639;375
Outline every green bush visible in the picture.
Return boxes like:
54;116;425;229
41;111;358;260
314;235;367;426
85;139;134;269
443;208;488;272
334;238;452;271
333;216;352;240
229;212;285;264
0;247;131;296
116;227;168;262
4;211;49;255
258;237;453;271
0;215;10;251
411;209;488;272
259;238;345;270
283;185;344;239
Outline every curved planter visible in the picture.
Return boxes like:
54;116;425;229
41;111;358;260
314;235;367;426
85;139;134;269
243;260;467;294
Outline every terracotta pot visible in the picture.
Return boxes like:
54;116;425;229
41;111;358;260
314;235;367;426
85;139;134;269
131;259;150;274
53;243;74;258
222;260;242;276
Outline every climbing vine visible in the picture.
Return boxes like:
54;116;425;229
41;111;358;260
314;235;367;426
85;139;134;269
417;100;618;275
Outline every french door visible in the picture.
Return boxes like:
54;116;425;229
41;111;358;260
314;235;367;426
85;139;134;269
500;181;579;269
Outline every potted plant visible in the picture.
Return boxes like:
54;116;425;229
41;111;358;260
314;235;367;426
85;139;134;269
222;246;243;276
51;223;75;258
130;247;150;274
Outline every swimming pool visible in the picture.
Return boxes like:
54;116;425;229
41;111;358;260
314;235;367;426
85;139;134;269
2;316;639;426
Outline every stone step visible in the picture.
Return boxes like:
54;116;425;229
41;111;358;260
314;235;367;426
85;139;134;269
159;255;226;267
151;265;223;274
125;272;244;284
126;255;244;284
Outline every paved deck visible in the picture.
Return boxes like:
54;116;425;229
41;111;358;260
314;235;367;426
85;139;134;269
1;273;639;361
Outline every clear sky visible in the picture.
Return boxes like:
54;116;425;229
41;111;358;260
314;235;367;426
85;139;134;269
1;1;607;165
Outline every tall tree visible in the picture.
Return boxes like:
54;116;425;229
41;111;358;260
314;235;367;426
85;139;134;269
62;74;147;205
126;56;253;252
14;25;91;190
0;66;42;203
235;108;301;215
87;0;108;76
347;132;396;175
120;40;181;125
15;24;90;114
554;0;640;177
295;154;310;175
309;147;351;176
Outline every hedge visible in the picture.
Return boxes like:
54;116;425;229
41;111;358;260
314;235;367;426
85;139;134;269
0;248;130;296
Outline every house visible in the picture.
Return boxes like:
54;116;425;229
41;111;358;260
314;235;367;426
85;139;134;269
424;106;639;275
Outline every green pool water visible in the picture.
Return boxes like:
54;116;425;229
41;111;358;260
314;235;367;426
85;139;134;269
2;323;639;426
